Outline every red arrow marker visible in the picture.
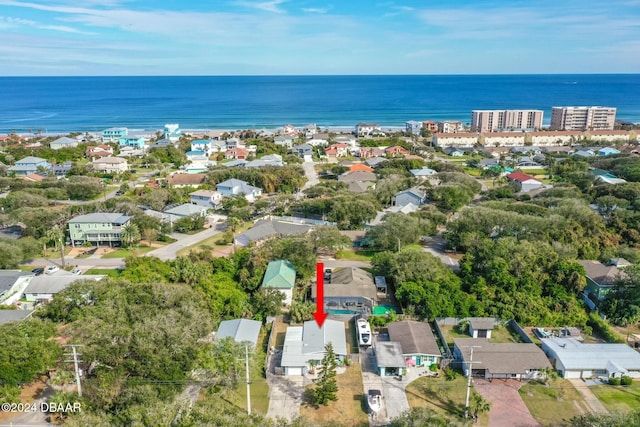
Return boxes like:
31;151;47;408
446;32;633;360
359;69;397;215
313;262;328;328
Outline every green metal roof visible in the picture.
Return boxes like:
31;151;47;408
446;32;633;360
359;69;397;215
262;260;296;289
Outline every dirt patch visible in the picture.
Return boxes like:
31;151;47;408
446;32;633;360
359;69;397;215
0;377;47;423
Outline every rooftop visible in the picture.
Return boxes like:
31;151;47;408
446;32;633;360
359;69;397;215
542;337;640;371
216;318;262;350
68;213;131;224
454;338;551;375
387;321;441;356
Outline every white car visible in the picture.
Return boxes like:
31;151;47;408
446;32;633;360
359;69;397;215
45;266;59;275
71;267;81;275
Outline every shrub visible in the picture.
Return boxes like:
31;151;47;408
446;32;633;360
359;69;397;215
429;363;439;372
608;377;621;386
620;376;633;386
444;367;459;381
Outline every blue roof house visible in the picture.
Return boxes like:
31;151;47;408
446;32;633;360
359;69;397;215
119;136;145;149
393;187;427;207
598;147;621;156
8;156;51;176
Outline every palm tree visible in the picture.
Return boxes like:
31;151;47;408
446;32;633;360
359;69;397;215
225;217;243;253
471;392;491;422
120;223;141;249
45;226;66;268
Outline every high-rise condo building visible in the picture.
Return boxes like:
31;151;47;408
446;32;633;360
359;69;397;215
550;106;616;131
471;110;544;132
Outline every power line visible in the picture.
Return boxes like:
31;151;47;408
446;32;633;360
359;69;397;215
63;344;84;397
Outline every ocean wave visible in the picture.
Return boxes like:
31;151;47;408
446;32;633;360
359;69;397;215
1;112;58;123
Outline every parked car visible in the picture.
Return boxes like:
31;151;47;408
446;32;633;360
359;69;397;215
115;190;125;196
45;266;59;275
31;267;44;276
71;267;81;275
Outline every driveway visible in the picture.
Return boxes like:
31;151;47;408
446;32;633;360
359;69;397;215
302;161;319;190
265;350;305;421
473;379;541;427
144;224;225;261
568;379;608;414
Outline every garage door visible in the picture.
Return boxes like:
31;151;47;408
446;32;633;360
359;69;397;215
286;367;303;376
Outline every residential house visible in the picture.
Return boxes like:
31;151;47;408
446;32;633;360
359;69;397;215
356;122;381;137
52;161;72;176
385;146;410;157
432;133;478;148
23;274;104;303
163;123;181;142
313;267;378;314
246;154;284;168
422;120;438;133
216;318;262;351
507;171;544;192
223;160;247;168
262;260;296;306
348;163;374;173
347;181;375;193
0;310;34;325
225;137;243;149
573;149;595;158
102;127;128;142
387;320;442;369
405;121;423;135
235;219;313;247
282;124;298;135
528;131;582;146
454;338;551;380
280;319;347;376
50;136;78;150
8;156;51;176
365;157;388;168
410;167;437;179
164;203;208;218
598;147;621;156
0;270;34;305
92;157;129;173
325;143;349;159
68;212;132;247
306;136;329;147
191;139;212;154
292;143;314;159
376;341;406;376
393;188;427;207
190;190;223;209
186;150;208;162
225;147;250;160
167;173;206;187
468;318;497;338
577;260;624;302
333;135;357;147
541;337;640;379
587;130;632;144
444;147;465;157
438;121;465;133
119;136;145;149
86;144;114;158
23;173;46;182
359;147;386;159
274;135;295;148
338;171;377;184
216;178;262;202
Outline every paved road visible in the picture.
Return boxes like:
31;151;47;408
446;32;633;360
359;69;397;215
421;235;460;271
26;257;125;269
0;385;55;426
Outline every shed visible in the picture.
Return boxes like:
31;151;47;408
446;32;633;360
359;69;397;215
468;318;496;338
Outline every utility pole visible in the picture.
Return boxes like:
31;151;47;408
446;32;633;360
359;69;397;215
64;344;84;397
244;344;251;415
463;346;481;419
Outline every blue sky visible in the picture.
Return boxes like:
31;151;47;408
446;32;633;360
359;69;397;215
0;0;639;75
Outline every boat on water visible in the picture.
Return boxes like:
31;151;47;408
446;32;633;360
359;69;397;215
357;318;372;346
367;389;382;414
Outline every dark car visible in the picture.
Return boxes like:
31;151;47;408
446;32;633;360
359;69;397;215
324;269;332;281
31;267;44;276
115;190;124;196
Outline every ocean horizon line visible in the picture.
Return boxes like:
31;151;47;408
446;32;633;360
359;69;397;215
1;73;639;79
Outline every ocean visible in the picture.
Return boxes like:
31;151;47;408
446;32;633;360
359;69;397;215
1;74;639;134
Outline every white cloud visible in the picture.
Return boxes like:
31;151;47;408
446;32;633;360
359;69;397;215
302;7;328;14
234;0;288;14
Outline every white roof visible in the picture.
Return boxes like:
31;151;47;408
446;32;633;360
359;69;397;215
24;275;104;295
281;320;347;367
542;337;640;371
216;318;262;350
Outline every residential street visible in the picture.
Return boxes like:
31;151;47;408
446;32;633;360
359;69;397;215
145;223;225;261
301;161;319;190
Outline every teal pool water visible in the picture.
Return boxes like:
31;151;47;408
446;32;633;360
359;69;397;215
327;309;359;315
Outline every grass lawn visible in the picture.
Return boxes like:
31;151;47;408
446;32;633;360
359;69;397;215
590;381;640;413
405;375;489;425
519;379;588;426
335;249;374;261
488;324;523;343
300;363;369;427
101;246;156;258
225;376;270;415
84;269;123;278
273;320;288;350
463;167;482;176
439;324;471;346
523;168;549;176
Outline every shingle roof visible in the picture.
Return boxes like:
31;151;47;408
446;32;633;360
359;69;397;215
387;321;441;357
507;171;537;182
167;173;207;186
577;260;623;286
454;338;551;375
468;318;496;331
262;260;296;289
314;267;377;300
237;219;312;244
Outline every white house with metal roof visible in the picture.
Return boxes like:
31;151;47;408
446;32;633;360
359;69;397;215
216;318;262;351
0;270;34;305
23;274;104;303
541;337;640;379
280;319;347;376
